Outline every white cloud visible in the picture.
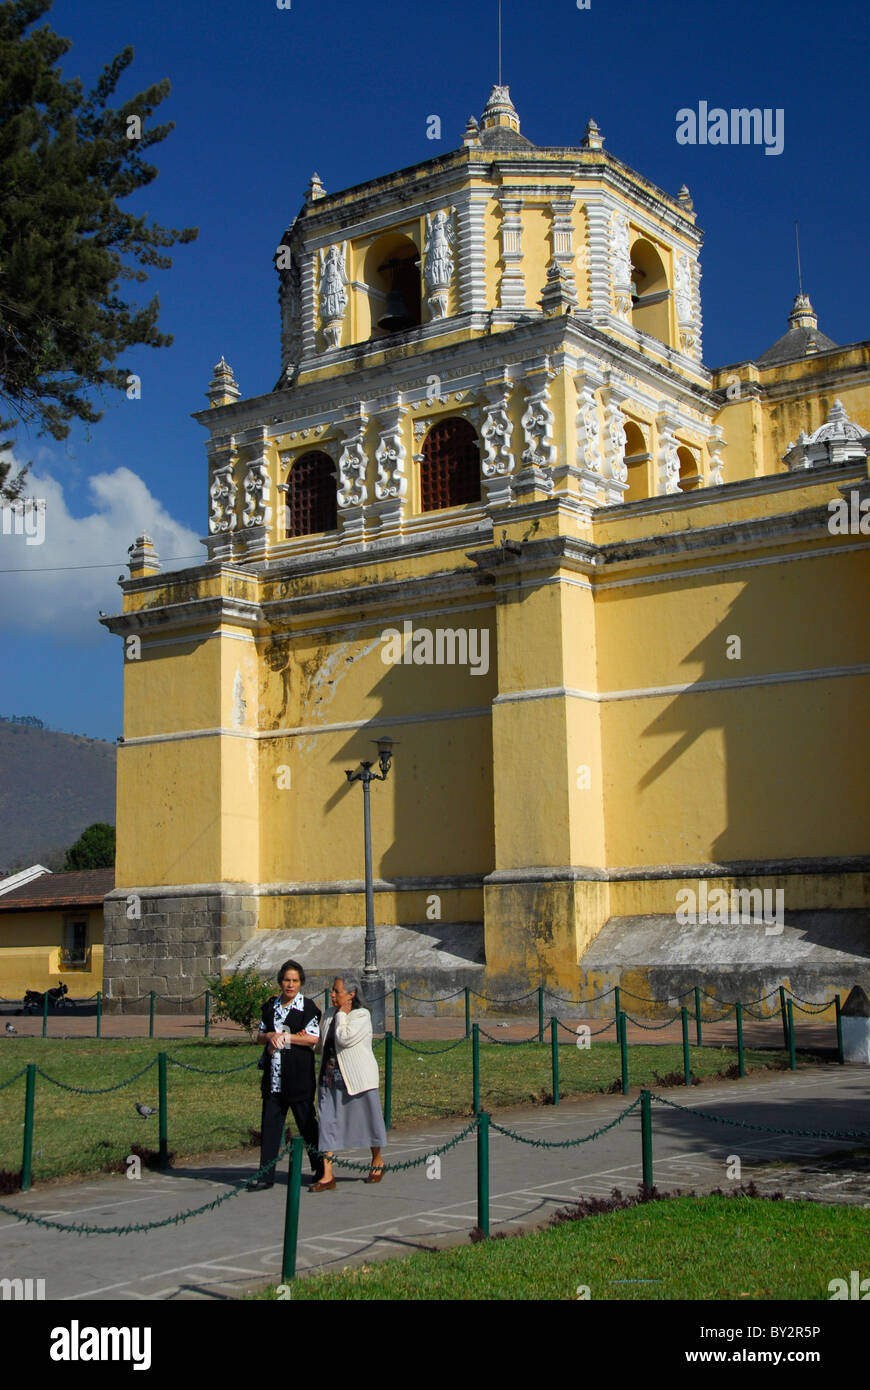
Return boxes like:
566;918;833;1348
0;465;202;644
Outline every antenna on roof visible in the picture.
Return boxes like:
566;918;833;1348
794;220;804;295
498;0;502;86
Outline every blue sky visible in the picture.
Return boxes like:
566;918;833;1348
1;0;867;741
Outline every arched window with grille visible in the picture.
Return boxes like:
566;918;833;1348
285;451;337;537
420;418;481;512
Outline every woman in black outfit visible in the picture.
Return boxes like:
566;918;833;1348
247;959;323;1191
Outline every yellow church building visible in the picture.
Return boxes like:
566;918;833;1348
100;87;870;1013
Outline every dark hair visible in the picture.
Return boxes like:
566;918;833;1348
334;973;365;1009
277;959;305;985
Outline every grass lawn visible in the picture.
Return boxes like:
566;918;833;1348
250;1195;869;1301
0;1036;805;1186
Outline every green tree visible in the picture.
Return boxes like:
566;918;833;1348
0;0;197;498
63;821;115;869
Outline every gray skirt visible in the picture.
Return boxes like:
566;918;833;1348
318;1074;387;1151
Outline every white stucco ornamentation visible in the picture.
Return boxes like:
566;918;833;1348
611;211;632;322
708;431;726;485
481;381;515;478
242;457;271;529
657;431;682;495
336;414;368;509
374;405;408;501
675;251;698;355
521;379;556;469
575;384;602;474
318;242;348;350
423;210;455;319
208;465;238;534
604;398;628;484
782;400;870;470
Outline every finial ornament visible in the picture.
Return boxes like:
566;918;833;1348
581;118;604;150
307;172;326;201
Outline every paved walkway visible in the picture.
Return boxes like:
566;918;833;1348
0;1008;838;1053
1;1066;867;1301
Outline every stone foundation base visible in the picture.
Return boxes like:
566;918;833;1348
101;884;258;1013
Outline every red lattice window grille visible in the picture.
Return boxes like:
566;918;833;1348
420;418;481;513
285;451;337;537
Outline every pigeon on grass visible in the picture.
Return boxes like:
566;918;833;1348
135;1103;157;1118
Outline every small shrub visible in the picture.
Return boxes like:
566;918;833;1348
206;968;272;1038
0;1169;22;1194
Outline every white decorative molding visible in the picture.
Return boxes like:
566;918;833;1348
582;199;614;324
209;465;238;534
674;250;699;357
497;197;526;310
782;400;870;471
656;409;683;496
335;405;368;538
520;372;556;470
602;392;630;502
707;429;726;486
242;459;271;529
299;251;317;358
423;209;455;320
318;242;348;350
546;198;577;306
454;189;488;315
573;366;605;502
480;376;515;504
611;210;632;322
374;400;408;502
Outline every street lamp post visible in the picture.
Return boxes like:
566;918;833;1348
345;736;397;1032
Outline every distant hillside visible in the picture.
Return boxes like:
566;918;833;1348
0;723;116;872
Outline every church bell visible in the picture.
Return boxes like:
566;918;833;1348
378;258;415;332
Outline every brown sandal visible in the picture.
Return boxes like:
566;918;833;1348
365;1166;385;1184
308;1179;336;1193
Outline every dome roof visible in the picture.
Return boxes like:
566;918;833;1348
756;293;837;365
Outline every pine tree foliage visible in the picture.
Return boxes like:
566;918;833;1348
0;0;197;497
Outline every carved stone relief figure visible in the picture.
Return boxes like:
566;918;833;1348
423;210;455;318
318;242;348;349
611;211;632;321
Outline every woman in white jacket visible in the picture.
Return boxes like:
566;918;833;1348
310;973;387;1192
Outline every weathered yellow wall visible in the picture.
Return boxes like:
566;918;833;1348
0;909;104;997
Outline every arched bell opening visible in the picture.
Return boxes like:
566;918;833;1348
623;420;652;502
677;445;701;492
364;232;422;338
630;238;671;346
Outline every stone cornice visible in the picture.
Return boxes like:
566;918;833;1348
99;595;265;637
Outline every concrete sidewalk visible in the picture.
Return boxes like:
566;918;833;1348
1;1065;867;1301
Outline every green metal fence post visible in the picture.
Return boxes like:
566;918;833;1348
787;999;797;1071
41;991;48;1038
158;1051;168;1166
681;1006;691;1086
464;986;471;1039
614;986;621;1043
393;988;400;1040
537;985;544;1043
835;994;844;1065
281;1135;304;1282
620;1011;629;1095
21;1064;36;1193
550;1017;560;1106
384;1031;393;1130
640;1089;653;1188
96;990;102;1039
779;985;789;1049
149;990;155;1039
694;985;703;1046
203;989;210;1038
476;1113;490;1238
472;1023;481;1115
736;1000;745;1077
323;988;330;1015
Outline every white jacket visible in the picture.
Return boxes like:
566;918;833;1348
320;1007;380;1097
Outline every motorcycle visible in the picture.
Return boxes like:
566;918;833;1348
22;983;69;1014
